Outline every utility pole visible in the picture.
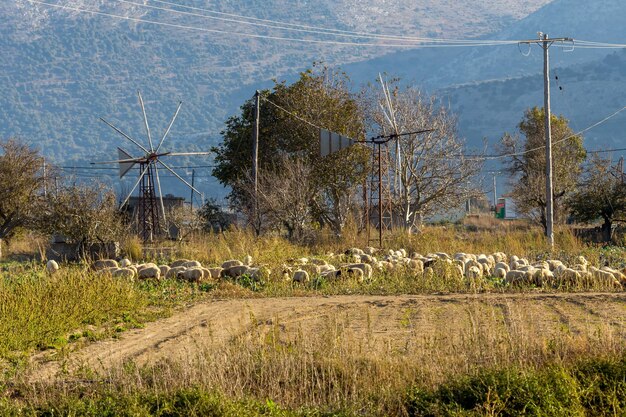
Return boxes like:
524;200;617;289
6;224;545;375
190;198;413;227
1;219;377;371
42;158;47;198
252;90;260;235
492;174;497;209
519;33;573;249
190;169;195;211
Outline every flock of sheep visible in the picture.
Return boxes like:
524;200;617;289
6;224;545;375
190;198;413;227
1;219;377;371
44;247;625;290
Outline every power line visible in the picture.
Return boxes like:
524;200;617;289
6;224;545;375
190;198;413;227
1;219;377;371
116;0;521;45
261;97;328;131
462;105;626;161
24;0;527;49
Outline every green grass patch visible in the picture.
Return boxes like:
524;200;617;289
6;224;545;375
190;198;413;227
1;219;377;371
406;355;626;416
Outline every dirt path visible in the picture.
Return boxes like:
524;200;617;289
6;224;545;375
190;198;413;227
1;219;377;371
28;292;626;382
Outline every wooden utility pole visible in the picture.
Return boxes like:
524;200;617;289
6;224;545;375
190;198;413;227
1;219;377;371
519;33;573;248
492;174;497;209
190;169;195;211
252;90;260;234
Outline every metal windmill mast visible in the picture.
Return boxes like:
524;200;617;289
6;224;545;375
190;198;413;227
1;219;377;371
93;91;210;242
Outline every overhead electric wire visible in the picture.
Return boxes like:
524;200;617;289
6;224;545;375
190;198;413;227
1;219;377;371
463;105;626;161
124;0;519;45
262;97;328;131
24;0;527;48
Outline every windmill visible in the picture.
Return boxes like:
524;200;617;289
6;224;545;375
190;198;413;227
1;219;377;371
93;91;211;242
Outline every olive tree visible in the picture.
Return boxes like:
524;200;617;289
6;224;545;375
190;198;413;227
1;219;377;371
568;154;626;242
501;107;586;232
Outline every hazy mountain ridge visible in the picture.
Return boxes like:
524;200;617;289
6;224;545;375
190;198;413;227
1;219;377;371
0;0;552;196
5;0;623;198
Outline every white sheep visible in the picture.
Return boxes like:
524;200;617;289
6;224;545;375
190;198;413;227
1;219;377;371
138;265;160;280
221;259;243;269
46;260;59;274
93;259;118;271
179;267;204;282
292;269;309;283
170;259;191;268
119;258;132;268
113;268;136;280
166;266;186;279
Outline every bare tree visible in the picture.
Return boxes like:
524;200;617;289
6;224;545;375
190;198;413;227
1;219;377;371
365;84;482;232
239;157;316;241
35;182;123;244
0;139;45;245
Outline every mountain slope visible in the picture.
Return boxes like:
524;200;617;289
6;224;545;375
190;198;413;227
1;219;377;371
0;0;552;196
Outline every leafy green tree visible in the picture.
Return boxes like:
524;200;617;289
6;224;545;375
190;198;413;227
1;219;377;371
568;154;626;242
212;65;369;237
500;107;586;233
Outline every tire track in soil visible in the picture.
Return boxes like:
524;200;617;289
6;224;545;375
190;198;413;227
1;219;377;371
26;292;626;383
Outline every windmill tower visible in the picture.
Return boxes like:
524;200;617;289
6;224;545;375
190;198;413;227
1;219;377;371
94;91;210;241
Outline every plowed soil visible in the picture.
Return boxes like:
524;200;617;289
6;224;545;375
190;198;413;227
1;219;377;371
29;292;626;382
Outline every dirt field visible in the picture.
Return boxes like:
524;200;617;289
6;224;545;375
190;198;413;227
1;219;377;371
29;292;626;383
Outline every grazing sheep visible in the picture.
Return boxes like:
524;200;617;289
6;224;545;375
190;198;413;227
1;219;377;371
243;255;253;266
180;267;204;282
170;259;191;268
159;265;171;277
93;259;118;271
310;258;328;266
345;248;364;256
166;266;186;279
113;268;136;280
221;259;243;269
46;260;59;274
547;260;564;271
590;267;622;289
342;263;372;281
183;260;202;269
494;262;510;272
359;254;374;264
505;270;532;286
138;266;160;280
96;266;118;276
346;267;364;282
207;267;223;279
493;267;507;279
318;264;335;274
364;247;377;255
408;259;424;273
137;263;158;272
223;265;250;278
119;258;132;268
466;265;482;280
292;269;309;283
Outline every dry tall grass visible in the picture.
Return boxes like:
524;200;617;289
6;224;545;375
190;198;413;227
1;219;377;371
22;295;625;415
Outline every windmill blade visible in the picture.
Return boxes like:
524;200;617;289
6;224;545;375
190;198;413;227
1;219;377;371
91;157;146;165
153;163;167;228
162;152;213;157
118;147;136;178
157;159;203;196
100;117;150;154
156;101;183;153
378;73;399;134
119;165;147;210
138;91;155;152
